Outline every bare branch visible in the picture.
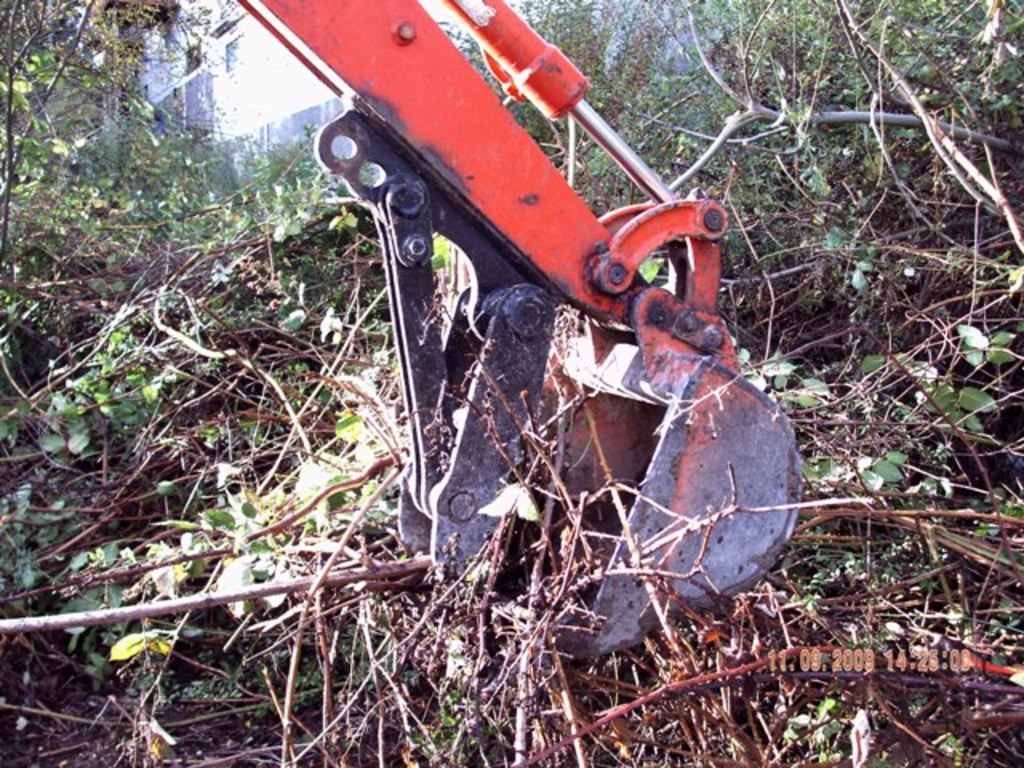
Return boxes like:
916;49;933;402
674;6;1021;206
0;557;431;636
686;8;748;107
670;108;772;190
669;104;1021;192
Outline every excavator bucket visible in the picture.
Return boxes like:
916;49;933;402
557;338;801;656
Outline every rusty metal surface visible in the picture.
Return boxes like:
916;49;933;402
430;285;555;567
559;357;801;657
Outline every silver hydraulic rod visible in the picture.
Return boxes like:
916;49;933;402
570;100;676;204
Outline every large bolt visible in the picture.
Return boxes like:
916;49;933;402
673;311;699;335
388;181;428;219
647;302;668;328
504;292;552;340
448;491;476;523
402;234;430;266
608;263;629;286
701;326;724;350
703;208;725;233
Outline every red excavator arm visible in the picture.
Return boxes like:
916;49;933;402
239;0;801;656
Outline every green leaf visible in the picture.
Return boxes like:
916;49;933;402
872;459;904;484
800;378;830;394
824;227;845;249
884;451;908;465
782;392;824;407
204;508;237;531
514;487;540;523
478;484;539;522
959;387;996;414
335;410;364;443
142;383;162;403
109;632;171;662
957;324;989;350
928;384;959;416
860;355;886;373
965;349;985;367
1009;266;1023;293
986;332;1015;365
860;469;884;492
40;433;65;453
280;309;306;332
762;360;797;377
850;268;868;293
802;459;838;482
218;557;255;618
431;235;452;270
987;348;1015;365
155;481;179;496
70;552;91;572
67;429;90;456
155;520;201;530
109;634;147;661
328;211;358;231
963;414;984;433
638;257;664;283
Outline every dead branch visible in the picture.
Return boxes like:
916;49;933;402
0;556;431;636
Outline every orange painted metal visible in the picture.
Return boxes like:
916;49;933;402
631;289;738;377
598;203;654;235
239;0;736;370
607;201;726;308
437;0;589;119
238;0;619;321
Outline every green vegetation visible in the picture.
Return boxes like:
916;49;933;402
2;0;1023;766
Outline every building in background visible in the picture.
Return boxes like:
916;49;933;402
135;0;465;149
138;0;340;149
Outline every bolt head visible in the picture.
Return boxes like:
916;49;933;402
608;263;628;286
448;491;476;523
395;21;417;43
402;234;430;265
674;311;699;335
648;302;668;327
504;294;552;340
703;208;725;233
388;182;427;219
701;326;724;350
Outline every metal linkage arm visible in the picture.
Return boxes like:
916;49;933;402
239;0;622;323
